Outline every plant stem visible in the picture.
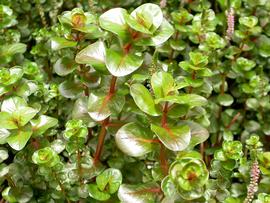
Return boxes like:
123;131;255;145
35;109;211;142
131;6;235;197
161;102;169;127
93;76;117;164
160;102;169;175
160;143;168;175
53;172;70;203
93;117;109;164
226;112;241;129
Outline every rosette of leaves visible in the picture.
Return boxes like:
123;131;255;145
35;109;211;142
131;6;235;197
63;119;88;154
88;168;122;201
0;96;58;150
32;147;60;167
162;151;209;200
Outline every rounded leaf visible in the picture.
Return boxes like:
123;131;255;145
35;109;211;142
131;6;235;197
105;49;143;77
115;122;153;157
151;124;191;151
99;8;128;38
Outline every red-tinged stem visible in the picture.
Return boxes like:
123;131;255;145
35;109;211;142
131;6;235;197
93;117;110;164
106;122;127;128
109;76;117;94
93;76;117;164
188;70;196;94
226;112;241;129
160;143;169;175
161;102;169;127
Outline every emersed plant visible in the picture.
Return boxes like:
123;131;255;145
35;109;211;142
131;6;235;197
1;0;270;202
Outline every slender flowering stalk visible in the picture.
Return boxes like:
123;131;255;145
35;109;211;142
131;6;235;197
226;7;235;40
244;160;260;203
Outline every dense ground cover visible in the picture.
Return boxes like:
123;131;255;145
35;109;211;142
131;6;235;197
1;0;270;202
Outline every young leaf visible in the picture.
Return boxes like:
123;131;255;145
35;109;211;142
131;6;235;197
51;37;77;51
99;8;128;39
88;184;111;201
128;3;163;33
151;71;175;99
31;115;58;135
1;96;27;113
96;168;122;194
7;128;32;150
130;84;161;116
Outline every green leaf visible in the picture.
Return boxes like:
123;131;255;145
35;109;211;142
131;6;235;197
127;3;163;34
151;124;190;151
239;16;258;28
99;8;128;39
88;92;124;121
183;121;209;148
0;112;18;129
75;41;106;71
96;168;122;194
105;49;143;77
155;94;207;108
257;35;270;57
72;97;95;127
59;80;83;99
0;148;8;163
170;157;208;199
204;32;226;49
161;176;178;199
115;122;153;157
171;9;193;24
222;141;243;160
7;128;32;150
0;67;24;86
5;43;27;55
189;52;208;66
88;92;111;121
151;71;175;99
32;147;60;167
88;184;111;201
53;57;78;76
118;183;159;203
130;84;161;116
31;115;58;135
136;19;174;46
1;96;27;113
51;37;77;51
217;94;234;106
0;129;10;144
12;107;38;126
236;57;256;71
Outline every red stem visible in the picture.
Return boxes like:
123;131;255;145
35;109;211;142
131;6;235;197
161;102;169;127
93;117;110;164
226;112;241;129
160;143;169;175
93;76;117;164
